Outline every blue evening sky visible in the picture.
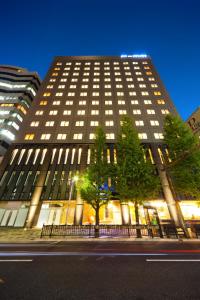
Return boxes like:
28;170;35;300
1;0;200;120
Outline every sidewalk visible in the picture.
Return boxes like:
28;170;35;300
0;228;200;243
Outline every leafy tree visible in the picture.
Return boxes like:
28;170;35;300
79;127;112;236
116;116;160;237
164;114;200;198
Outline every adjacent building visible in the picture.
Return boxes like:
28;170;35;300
0;65;41;157
187;107;200;139
0;55;198;228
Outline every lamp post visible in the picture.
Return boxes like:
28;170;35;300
66;175;79;224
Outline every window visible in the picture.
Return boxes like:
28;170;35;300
137;78;144;81
105;120;114;126
45;121;54;127
151;84;158;88
47;85;53;89
150;120;159;126
117;92;124;96
43;93;51;96
116;85;123;88
148;77;155;81
57;134;67;140
115;78;121;81
41;134;51;140
135;120;144;126
139;84;146;88
131;100;139;105
71;78;78;82
75;121;84;126
58;85;65;89
154;91;161;96
60;78;67;82
50;79;56;82
56;92;63;96
92;100;99;105
161;109;169;114
146;72;152;75
70;85;76;89
106;133;115;139
30;121;39;127
81;85;88;89
93;85;99;89
80;92;87;96
79;100;86;105
133;110;141;115
53;101;60;105
65;101;73;105
119;110;127;115
157;99;165;104
63;110;71;115
68;92;75;96
126;78;133;81
77;110;85;115
49;110;58;115
105;84;111;88
91;110;99;115
89;133;95;139
118;100;125;105
129;92;137;96
141;91;149;96
35;110;43;115
82;78;89;82
73;133;83;140
60;121;69;127
92;92;99;96
147;109;155;114
138;133;147;139
128;84;135;88
63;72;69;76
105;100;112;105
25;134;34;140
90;121;99;126
93;78;100;82
105;110;113;115
154;133;164;139
144;100;152;104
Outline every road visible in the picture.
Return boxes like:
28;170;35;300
0;240;200;300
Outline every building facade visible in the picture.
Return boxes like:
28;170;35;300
187;107;200;139
0;55;198;228
0;65;41;157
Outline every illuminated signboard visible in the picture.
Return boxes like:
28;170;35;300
120;54;148;58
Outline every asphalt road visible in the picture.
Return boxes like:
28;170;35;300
0;241;200;300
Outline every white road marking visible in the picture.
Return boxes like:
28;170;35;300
146;259;200;262
0;259;33;262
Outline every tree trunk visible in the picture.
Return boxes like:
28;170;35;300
95;205;100;238
135;201;142;238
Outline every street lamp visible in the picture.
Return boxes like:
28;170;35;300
66;175;79;224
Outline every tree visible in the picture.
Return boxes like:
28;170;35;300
116;116;160;237
79;127;111;236
164;114;200;198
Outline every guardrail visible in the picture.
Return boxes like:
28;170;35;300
40;224;163;238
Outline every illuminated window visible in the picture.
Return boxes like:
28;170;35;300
93;78;100;82
116;84;123;88
65;101;73;105
92;92;99;96
25;134;34;140
150;120;159;126
30;121;39;127
149;77;155;81
105;100;112;105
117;92;124;96
53;101;60;105
151;84;158;88
79;100;86;105
90;121;99;126
60;78;67;82
60;121;69;127
50;79;56;82
118;100;125;105
58;85;65;89
126;78;133;81
89;133;95;139
157;99;165;104
57;134;67;140
91;110;99;115
139;84;146;88
93;84;99;89
119;110;127;115
68;92;75;96
73;133;83;140
146;72;152;75
132;61;138;65
137;78;144;81
35;110;43;115
115;78;122;81
129;91;137;96
131;100;139;105
49;110;58;115
92;100;99;105
133;110;141;115
63;73;69;76
138;133;147;139
135;120;144;126
56;92;63;96
70;85;76;89
105;120;114;126
77;110;85;115
161;109;169;114
82;78;89;82
45;121;54;127
128;84;135;88
154;91;161;96
43;93;51;97
81;85;88;89
41;134;51;140
154;133;164;139
47;85;53;89
106;133;115;139
105;110;113;115
147;109;155;114
141;91;149;96
75;121;84;126
63;110;71;115
144;100;152;104
105;85;111;88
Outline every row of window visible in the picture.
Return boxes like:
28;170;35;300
30;119;160;127
47;83;158;89
56;61;148;66
25;132;164;141
50;76;156;83
35;109;169;116
44;91;161;97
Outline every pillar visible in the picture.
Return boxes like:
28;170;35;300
121;203;131;225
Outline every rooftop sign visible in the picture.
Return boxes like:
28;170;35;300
120;54;148;58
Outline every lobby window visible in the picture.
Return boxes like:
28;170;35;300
75;121;84;126
131;100;139;105
161;109;169;114
147;109;155;115
45;121;54;127
119;110;127;115
92;92;99;96
57;134;67;140
63;110;71;115
129;91;137;96
90;121;99;126
133;110;141;115
150;120;159;126
154;91;161;96
60;121;69;127
77;110;85;115
105;120;114;126
79;100;86;105
106;133;115;139
30;121;39;127
91;110;99;115
154;133;164;139
135;120;144;126
25;134;34;140
138;133;147;139
105;100;112;105
144;100;152;104
68;92;75;96
141;91;149;96
73;133;83;140
157;99;165;104
92;100;99;105
41;134;51;140
118;100;125;105
53;101;60;105
49;110;58;115
58;85;65;89
65;101;73;105
35;110;43;115
56;92;63;96
105;110;113;115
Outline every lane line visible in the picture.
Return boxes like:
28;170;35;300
146;259;200;262
0;259;33;262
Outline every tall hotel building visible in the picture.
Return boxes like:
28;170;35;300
0;65;41;157
0;55;198;228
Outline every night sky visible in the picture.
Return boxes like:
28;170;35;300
1;0;200;120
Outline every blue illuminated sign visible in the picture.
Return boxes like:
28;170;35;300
120;54;148;58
